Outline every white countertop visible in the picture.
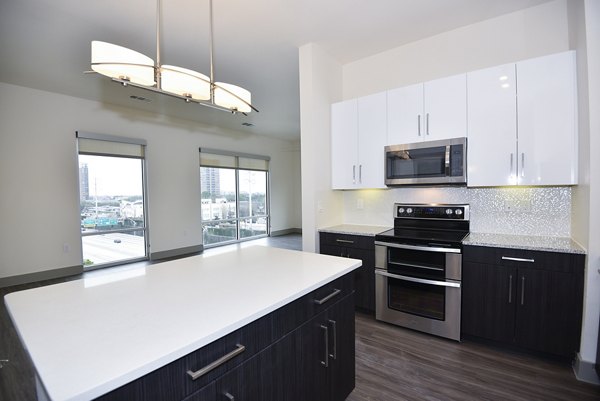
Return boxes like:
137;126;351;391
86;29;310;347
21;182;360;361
5;246;361;401
319;224;391;236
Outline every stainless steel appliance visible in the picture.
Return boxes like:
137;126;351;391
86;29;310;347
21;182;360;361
374;203;470;341
385;137;467;186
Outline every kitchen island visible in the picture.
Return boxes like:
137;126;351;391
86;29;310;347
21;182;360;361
5;245;361;401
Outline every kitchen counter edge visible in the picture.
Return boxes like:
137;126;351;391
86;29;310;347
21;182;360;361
463;232;586;254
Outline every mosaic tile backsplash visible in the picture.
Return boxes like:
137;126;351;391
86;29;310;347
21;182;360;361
342;186;572;237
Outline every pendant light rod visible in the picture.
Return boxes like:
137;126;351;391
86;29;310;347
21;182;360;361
209;0;215;102
155;0;162;88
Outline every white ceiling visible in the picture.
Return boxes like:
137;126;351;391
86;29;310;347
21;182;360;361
0;0;552;140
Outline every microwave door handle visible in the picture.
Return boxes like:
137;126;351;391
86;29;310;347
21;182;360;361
445;145;451;175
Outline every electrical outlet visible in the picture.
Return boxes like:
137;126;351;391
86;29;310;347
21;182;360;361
317;201;324;213
63;243;70;253
357;199;364;210
504;200;531;213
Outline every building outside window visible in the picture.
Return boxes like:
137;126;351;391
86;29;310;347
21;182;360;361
200;149;269;247
77;132;149;269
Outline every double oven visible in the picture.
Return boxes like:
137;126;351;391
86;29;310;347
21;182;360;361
374;204;469;341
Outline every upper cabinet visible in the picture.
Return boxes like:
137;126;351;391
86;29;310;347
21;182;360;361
331;92;387;190
387;73;467;145
468;50;578;187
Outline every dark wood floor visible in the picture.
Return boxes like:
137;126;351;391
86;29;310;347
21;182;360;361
2;233;599;400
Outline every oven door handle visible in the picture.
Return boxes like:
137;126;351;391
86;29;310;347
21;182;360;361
375;269;461;288
375;241;461;254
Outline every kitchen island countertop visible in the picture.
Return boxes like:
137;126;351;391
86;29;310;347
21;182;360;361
5;246;361;401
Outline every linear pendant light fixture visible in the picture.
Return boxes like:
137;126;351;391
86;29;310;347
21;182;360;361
90;0;257;114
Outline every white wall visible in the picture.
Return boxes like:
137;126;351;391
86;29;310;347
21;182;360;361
0;82;301;280
298;43;344;252
343;0;570;99
570;0;600;368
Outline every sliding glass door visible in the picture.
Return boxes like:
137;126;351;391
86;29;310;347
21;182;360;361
200;150;269;247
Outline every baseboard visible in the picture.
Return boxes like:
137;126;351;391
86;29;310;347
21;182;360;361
573;353;600;385
150;244;204;261
0;265;83;288
271;228;302;237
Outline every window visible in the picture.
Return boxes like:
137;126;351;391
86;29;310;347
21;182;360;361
77;132;148;268
200;149;269;247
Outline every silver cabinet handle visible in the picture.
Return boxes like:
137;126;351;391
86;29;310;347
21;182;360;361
314;288;341;305
521;153;525;177
328;319;337;360
418;115;421;136
335;239;354;244
352;165;356;184
375;241;461;254
521;275;525;305
359;165;362;183
502;256;535;263
375;269;461;288
187;344;245;380
510;153;514;176
426;113;430;135
224;393;235;401
320;324;329;367
508;274;513;304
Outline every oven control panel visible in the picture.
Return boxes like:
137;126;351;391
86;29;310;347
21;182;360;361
395;204;469;220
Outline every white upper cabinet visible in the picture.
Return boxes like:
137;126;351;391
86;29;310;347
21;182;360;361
387;74;467;145
331;92;387;189
467;63;517;186
516;51;578;186
467;50;578;187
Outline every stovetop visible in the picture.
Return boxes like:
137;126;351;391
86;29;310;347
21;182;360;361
375;227;469;247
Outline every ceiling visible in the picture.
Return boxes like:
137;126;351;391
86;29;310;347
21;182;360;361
0;0;552;141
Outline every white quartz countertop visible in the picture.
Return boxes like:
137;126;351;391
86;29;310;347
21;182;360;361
319;224;391;236
463;232;586;254
5;246;361;401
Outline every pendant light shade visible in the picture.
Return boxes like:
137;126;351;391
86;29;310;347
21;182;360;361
214;83;252;113
161;65;211;100
91;41;155;86
89;0;257;114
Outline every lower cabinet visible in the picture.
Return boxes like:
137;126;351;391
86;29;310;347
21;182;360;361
462;245;585;358
320;232;375;313
97;274;356;401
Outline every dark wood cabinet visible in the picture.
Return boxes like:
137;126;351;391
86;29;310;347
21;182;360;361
97;273;356;401
462;245;585;358
320;232;375;313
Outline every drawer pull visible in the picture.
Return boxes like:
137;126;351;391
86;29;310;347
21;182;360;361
502;256;535;263
335;239;354;244
187;344;245;380
521;276;526;306
224;393;235;401
508;274;513;304
314;288;341;305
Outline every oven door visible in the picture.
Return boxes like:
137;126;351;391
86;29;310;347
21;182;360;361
375;269;461;341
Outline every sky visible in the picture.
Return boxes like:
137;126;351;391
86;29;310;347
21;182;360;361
80;155;143;197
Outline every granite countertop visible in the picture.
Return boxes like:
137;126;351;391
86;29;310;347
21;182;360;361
319;224;392;237
5;246;360;401
463;232;586;254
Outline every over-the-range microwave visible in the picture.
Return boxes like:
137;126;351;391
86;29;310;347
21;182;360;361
385;137;467;186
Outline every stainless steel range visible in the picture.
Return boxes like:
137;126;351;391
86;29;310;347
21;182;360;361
374;203;470;341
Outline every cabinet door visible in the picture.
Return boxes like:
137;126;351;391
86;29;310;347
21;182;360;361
461;262;516;343
297;314;330;401
386;83;424;144
515;268;582;357
331;99;358;189
347;247;375;313
516;50;578;185
327;294;356;401
423;73;467;141
357;92;387;188
467;63;517;187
